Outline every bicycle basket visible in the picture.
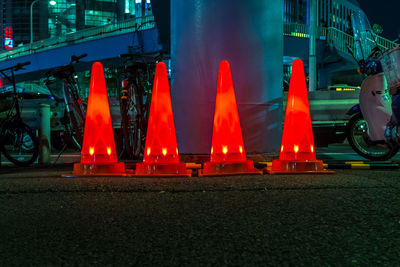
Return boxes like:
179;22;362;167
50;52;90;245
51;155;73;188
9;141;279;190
381;46;400;94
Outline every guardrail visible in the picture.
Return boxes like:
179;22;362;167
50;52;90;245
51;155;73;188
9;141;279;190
0;15;156;62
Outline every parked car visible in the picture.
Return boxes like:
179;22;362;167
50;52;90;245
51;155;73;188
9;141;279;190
283;88;360;147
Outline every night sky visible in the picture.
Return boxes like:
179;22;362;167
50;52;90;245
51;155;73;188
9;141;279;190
359;0;400;40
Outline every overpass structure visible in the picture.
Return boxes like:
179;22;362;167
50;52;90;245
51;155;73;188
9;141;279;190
0;16;162;82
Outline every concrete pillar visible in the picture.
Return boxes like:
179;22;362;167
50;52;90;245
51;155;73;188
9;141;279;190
171;0;283;154
39;104;51;165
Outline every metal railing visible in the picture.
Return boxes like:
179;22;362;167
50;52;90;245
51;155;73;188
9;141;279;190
326;27;355;53
284;23;327;40
284;22;397;56
0;15;156;62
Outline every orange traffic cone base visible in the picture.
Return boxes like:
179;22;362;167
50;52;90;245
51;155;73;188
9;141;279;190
264;159;334;174
135;162;191;177
62;162;127;177
200;160;262;177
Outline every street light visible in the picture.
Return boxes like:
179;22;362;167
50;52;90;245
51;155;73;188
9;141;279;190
30;0;56;44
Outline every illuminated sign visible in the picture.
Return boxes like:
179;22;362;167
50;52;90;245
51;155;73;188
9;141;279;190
4;27;13;49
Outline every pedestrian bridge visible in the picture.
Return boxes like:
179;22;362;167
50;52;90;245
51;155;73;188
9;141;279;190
0;16;162;81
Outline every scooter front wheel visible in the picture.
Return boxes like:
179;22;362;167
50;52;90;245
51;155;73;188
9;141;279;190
347;113;399;161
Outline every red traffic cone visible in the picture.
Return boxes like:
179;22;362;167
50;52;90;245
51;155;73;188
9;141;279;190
200;60;261;176
64;62;126;177
135;62;190;177
265;59;333;174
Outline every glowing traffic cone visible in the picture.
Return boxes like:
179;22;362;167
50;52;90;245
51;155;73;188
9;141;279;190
265;59;333;174
134;62;190;177
65;62;126;177
200;60;261;176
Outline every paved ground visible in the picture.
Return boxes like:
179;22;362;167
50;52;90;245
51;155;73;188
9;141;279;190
0;163;399;266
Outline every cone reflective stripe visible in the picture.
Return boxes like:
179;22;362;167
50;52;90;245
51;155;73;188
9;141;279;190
135;62;190;176
65;62;126;177
201;60;261;176
265;59;333;174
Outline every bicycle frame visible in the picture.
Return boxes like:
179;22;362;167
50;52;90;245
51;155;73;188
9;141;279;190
119;54;159;158
45;54;87;150
0;61;39;166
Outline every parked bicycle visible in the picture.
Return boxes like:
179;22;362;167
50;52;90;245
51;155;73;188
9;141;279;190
0;61;39;166
44;54;87;155
118;53;162;159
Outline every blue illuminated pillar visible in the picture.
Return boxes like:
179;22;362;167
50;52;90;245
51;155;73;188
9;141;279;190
171;0;284;154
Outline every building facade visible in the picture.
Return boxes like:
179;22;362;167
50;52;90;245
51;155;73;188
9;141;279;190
284;0;360;32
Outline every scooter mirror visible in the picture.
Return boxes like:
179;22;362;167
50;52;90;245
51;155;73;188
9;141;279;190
373;24;383;35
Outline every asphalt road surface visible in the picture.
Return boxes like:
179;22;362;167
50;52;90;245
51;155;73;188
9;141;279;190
0;162;399;266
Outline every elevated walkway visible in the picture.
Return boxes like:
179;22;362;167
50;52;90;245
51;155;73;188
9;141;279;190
0;16;162;81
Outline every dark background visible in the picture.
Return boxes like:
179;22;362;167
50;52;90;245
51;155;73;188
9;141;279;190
360;0;400;40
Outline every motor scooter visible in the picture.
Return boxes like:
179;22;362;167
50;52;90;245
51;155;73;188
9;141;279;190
346;46;400;160
343;10;400;160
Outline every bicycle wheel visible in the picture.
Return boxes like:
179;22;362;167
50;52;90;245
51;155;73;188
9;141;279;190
64;84;85;146
347;113;399;160
1;122;39;166
119;96;134;159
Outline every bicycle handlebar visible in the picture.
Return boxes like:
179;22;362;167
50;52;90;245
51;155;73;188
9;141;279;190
0;61;31;72
17;61;31;67
15;61;31;71
70;53;87;64
46;54;87;78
